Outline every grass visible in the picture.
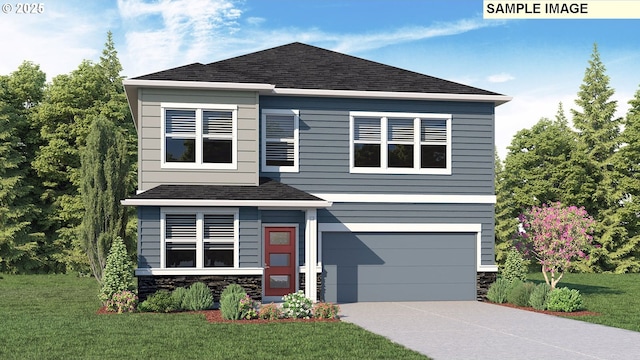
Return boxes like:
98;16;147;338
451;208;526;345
527;272;640;332
0;274;428;360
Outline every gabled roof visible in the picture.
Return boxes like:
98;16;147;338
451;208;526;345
133;42;499;96
121;177;331;208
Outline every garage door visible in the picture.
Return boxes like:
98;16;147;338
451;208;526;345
322;232;476;302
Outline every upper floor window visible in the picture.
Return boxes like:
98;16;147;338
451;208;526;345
261;109;299;173
350;111;451;174
161;103;237;169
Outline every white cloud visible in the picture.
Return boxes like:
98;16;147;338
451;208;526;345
487;73;515;83
118;0;243;76
246;17;265;26
0;2;114;79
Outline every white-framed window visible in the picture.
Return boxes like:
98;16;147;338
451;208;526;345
160;208;239;269
161;102;238;169
261;109;299;173
350;111;451;174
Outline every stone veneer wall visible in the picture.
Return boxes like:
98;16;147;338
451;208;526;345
137;275;262;302
298;272;323;301
476;272;497;301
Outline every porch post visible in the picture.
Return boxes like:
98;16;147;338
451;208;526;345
304;208;318;302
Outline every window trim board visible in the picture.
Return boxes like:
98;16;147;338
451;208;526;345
261;109;300;173
160;102;238;170
349;111;452;175
160;207;240;270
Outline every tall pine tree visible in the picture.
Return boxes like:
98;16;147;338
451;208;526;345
80;116;130;282
0;62;47;273
571;44;622;272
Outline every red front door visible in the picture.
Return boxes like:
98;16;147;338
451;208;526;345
264;227;296;297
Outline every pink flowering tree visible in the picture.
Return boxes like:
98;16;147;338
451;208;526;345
515;202;595;289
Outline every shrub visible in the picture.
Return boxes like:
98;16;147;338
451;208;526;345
239;294;260;319
171;287;189;311
220;284;247;320
313;302;340;319
183;282;213;311
529;283;551;310
99;237;135;304
138;290;176;313
546;287;584;312
282;290;313;319
486;278;510;304
506;281;536;307
106;290;137;313
259;303;282;320
501;248;528;283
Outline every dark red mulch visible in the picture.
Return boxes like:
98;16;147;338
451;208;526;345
494;302;600;317
96;307;340;323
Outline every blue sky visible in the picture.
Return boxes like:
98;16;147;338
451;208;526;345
2;0;639;158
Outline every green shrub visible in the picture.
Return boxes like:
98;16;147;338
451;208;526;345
171;287;189;311
312;302;340;319
259;303;282;320
138;290;176;313
183;282;213;311
529;283;551;310
220;284;247;320
220;283;246;302
506;281;536;307
486;278;510;303
546;287;584;312
282;290;313;319
99;237;135;304
501;248;528;283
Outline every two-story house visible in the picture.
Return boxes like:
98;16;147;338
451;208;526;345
122;42;511;303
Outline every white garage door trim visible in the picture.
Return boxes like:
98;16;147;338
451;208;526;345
318;222;497;272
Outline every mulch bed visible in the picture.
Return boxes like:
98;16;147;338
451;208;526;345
96;307;340;323
495;302;600;317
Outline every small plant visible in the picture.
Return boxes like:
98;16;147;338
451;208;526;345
106;290;138;313
239;294;260;320
259;303;282;320
546;287;584;312
220;284;247;320
486;278;510;304
183;282;213;311
138;289;176;313
501;248;528;283
529;283;551;310
171;287;189;311
99;237;135;305
506;281;536;307
282;290;313;319
312;302;340;319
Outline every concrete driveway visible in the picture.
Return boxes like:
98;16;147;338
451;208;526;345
339;301;640;360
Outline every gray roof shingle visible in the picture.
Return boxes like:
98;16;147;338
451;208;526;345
131;177;322;202
133;42;500;96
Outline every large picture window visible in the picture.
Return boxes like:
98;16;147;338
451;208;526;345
162;103;237;169
162;209;238;269
350;112;451;174
261;109;299;172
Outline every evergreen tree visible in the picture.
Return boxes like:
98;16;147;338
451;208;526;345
571;44;622;272
0;62;47;273
80;116;130;282
495;104;594;263
32;32;136;272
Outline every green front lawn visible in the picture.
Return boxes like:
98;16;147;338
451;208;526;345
0;274;428;359
527;272;640;332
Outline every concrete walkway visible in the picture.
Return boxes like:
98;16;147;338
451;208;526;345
339;301;640;360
